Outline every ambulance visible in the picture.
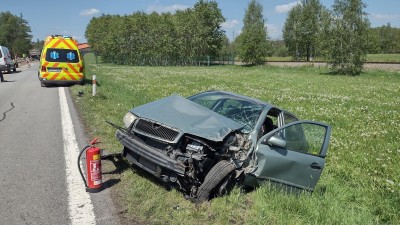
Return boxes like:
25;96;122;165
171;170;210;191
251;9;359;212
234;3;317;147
38;35;84;87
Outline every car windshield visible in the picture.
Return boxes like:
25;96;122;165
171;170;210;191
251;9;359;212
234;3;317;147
189;92;263;133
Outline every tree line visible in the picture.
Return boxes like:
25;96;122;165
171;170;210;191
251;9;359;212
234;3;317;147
271;23;400;57
0;11;32;57
282;0;371;75
368;24;400;54
85;1;225;66
86;0;398;75
1;1;399;75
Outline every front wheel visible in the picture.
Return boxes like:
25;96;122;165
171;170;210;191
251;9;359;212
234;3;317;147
196;160;235;203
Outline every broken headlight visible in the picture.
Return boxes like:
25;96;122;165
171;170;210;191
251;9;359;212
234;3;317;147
123;112;137;129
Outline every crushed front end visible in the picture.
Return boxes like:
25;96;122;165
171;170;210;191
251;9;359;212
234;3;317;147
115;95;251;198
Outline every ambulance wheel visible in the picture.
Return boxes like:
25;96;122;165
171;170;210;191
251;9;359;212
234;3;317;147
41;80;46;87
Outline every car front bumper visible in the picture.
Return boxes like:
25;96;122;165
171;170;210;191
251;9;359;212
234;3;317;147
116;129;186;177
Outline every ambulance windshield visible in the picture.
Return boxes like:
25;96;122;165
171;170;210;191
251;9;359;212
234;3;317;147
45;48;79;63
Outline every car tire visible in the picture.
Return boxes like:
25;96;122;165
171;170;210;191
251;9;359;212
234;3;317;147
196;160;235;203
41;80;46;87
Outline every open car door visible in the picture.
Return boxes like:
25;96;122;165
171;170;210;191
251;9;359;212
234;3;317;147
251;120;331;191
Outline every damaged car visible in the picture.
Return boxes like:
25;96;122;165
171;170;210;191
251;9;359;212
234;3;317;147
115;91;331;202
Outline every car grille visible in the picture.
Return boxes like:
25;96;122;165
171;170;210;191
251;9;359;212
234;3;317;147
133;119;180;142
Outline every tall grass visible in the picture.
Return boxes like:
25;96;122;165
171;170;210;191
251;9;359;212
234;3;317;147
71;55;400;224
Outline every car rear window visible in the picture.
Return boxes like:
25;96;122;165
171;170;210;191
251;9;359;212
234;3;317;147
45;48;79;63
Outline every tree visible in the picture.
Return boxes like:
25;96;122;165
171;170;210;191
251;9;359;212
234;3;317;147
283;0;326;61
322;0;370;75
0;12;32;56
374;23;400;53
236;0;269;65
283;5;302;60
270;40;289;57
85;0;225;66
32;39;45;51
367;28;380;54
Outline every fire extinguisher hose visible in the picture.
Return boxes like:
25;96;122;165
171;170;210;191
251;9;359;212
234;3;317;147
78;145;90;188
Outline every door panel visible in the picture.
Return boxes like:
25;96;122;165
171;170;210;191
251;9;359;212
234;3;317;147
252;120;331;191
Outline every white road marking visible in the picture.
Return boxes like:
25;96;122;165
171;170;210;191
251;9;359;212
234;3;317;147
59;87;96;225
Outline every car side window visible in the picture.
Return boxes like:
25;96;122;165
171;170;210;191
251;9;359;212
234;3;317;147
273;123;327;155
284;112;298;125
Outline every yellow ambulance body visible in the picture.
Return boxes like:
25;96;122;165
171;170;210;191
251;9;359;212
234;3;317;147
38;35;84;87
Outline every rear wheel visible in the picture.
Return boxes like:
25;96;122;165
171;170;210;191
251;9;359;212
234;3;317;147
196;160;235;203
40;80;46;87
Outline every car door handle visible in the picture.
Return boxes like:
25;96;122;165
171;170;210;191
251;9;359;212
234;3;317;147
310;162;322;170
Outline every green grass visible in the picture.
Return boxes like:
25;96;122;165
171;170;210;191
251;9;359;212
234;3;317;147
367;53;400;63
71;57;400;224
267;54;400;62
266;56;292;61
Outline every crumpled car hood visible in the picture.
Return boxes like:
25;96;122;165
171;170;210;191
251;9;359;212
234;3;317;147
130;95;244;142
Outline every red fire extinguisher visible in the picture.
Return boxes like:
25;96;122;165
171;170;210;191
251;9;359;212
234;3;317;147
78;138;102;192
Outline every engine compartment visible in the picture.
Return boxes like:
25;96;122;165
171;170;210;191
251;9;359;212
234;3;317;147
130;129;251;198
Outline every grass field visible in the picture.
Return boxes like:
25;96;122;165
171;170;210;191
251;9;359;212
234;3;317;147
71;54;400;224
267;54;400;62
367;53;400;63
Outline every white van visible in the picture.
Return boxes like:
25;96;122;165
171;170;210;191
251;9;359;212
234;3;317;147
0;46;16;73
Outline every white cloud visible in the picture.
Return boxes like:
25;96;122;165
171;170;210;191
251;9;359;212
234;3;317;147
275;1;301;13
147;4;189;13
80;8;100;16
371;13;400;20
221;19;239;29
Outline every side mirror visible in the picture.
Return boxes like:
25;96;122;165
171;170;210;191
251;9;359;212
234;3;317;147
267;136;286;148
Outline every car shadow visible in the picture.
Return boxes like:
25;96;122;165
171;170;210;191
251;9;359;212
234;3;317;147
42;79;100;88
8;71;22;74
98;152;130;191
43;83;77;88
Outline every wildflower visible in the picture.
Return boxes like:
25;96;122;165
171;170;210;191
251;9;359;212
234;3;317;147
385;179;394;185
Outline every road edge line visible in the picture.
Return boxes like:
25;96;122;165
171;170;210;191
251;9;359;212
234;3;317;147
59;87;96;225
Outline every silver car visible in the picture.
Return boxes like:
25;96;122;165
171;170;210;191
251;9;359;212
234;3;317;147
0;46;16;73
115;91;331;202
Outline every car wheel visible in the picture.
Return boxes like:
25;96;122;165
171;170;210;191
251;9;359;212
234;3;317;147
41;80;46;87
196;160;235;203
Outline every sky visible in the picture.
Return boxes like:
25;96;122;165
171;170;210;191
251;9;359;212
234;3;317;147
2;0;400;43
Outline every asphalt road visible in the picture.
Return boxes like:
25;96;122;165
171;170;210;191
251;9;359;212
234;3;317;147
0;63;120;225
